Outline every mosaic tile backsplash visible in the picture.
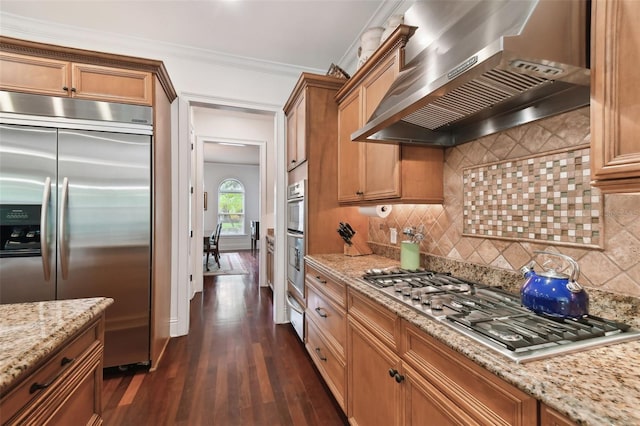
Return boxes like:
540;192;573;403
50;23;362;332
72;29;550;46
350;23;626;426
368;107;640;297
462;145;602;248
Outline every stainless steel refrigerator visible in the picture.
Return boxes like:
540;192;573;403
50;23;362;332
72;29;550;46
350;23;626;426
0;91;153;368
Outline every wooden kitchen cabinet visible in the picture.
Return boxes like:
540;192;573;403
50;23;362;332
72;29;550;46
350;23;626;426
346;287;537;426
335;25;444;205
284;73;367;255
590;0;640;192
347;288;403;425
305;262;348;410
1;315;106;425
402;320;537;426
286;91;307;171
0;51;153;106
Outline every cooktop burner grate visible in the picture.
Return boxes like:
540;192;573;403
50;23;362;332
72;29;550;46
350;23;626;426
360;268;640;362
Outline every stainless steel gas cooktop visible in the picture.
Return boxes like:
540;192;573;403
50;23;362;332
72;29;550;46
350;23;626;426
361;268;640;363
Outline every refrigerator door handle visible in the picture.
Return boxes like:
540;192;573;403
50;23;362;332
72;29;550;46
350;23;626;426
59;177;69;279
40;176;52;281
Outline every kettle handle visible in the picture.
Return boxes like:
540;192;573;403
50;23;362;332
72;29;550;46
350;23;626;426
533;251;581;283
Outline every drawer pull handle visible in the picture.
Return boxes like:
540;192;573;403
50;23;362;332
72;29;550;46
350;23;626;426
315;276;327;284
315;307;328;318
315;347;327;361
356;191;364;196
29;357;75;394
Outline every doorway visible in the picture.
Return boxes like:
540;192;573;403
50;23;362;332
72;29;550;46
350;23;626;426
173;94;288;338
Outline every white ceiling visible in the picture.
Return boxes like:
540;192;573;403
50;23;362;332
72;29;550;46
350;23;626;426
0;0;404;72
0;0;410;164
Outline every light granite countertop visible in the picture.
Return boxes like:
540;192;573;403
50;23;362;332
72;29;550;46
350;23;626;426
0;297;113;395
307;253;640;426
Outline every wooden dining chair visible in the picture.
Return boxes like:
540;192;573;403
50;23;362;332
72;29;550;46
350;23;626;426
205;223;222;271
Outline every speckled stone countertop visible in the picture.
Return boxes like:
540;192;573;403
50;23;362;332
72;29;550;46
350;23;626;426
0;297;113;395
307;253;640;426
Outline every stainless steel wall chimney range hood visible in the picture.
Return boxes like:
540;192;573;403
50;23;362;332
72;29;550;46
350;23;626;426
353;0;590;147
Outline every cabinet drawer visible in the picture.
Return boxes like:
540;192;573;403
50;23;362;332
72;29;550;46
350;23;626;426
305;264;346;307
306;284;346;358
13;345;103;426
1;320;100;422
306;315;346;411
347;288;400;351
401;321;537;426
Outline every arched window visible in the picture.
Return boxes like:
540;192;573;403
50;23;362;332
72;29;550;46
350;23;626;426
218;178;245;235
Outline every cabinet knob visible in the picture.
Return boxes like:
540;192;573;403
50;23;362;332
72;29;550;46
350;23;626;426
71;87;77;92
356;191;364;196
62;86;69;91
388;368;398;378
291;159;296;164
394;373;405;383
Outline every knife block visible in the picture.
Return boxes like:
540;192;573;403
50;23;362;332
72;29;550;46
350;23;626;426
344;232;373;256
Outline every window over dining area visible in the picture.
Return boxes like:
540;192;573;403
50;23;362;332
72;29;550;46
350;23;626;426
218;178;245;235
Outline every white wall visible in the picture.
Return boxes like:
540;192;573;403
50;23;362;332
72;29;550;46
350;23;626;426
203;163;259;251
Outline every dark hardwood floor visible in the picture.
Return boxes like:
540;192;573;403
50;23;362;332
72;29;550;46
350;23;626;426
103;250;347;425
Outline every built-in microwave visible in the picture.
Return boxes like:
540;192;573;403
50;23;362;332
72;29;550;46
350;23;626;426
287;180;305;234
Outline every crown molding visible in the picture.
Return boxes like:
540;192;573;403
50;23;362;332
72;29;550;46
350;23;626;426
0;12;323;78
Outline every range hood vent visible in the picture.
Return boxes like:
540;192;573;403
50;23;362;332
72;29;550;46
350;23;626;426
353;0;591;147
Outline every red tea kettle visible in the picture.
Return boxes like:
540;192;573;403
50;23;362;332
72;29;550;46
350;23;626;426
520;251;589;318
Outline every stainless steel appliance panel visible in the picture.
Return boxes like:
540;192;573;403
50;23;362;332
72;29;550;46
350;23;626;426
287;232;305;300
0;124;57;302
56;129;151;367
286;291;304;341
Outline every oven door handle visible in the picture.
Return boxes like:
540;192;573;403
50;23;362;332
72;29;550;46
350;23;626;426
286;292;304;315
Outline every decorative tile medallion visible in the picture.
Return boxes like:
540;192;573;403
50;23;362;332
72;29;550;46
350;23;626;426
462;145;602;248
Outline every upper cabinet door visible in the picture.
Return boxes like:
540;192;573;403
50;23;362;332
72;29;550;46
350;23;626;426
286;91;306;171
71;63;153;105
591;0;640;192
0;52;70;97
361;54;401;200
337;89;363;202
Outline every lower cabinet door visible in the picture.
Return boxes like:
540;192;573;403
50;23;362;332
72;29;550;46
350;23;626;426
348;316;402;426
403;363;478;426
